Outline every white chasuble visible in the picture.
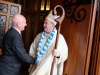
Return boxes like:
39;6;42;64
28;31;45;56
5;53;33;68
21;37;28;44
29;30;68;75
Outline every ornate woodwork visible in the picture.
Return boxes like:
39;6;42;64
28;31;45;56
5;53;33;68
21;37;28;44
60;0;92;22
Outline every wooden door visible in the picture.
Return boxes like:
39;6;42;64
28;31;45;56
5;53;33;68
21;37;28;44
51;0;98;75
0;0;21;55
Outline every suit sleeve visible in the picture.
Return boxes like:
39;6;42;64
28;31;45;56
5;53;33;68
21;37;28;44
12;37;35;64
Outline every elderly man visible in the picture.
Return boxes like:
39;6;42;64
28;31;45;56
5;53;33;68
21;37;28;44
29;10;68;75
0;14;35;75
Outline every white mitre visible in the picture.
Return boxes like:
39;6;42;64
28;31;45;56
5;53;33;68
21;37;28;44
45;10;60;25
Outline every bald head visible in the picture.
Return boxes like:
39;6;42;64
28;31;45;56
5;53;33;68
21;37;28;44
12;14;26;23
12;14;27;31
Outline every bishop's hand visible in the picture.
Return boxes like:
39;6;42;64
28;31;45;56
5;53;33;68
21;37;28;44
53;49;60;58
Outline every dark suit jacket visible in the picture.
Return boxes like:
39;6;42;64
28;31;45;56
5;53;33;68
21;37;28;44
0;27;35;75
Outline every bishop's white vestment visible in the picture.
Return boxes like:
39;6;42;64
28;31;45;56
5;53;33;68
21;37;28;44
29;30;68;75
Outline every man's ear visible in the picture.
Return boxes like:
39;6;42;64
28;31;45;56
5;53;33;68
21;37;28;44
17;22;20;27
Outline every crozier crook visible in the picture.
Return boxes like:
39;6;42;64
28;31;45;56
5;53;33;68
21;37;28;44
53;5;65;25
50;5;65;75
